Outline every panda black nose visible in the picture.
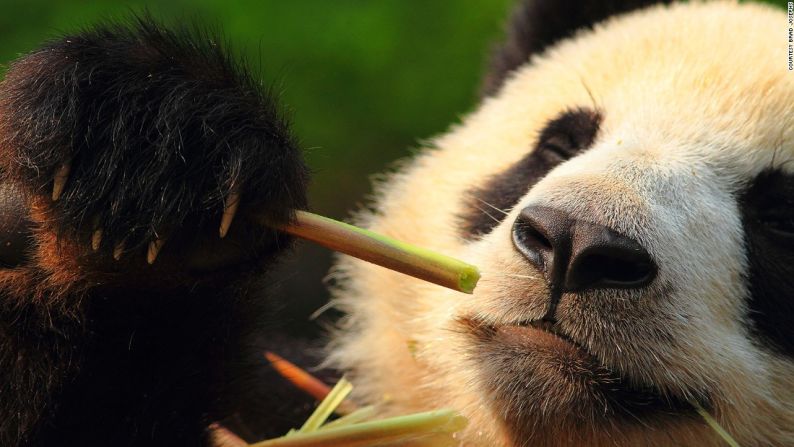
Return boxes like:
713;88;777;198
511;205;656;293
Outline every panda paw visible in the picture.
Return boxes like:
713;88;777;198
0;16;308;277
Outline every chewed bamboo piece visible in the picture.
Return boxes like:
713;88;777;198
225;353;469;447
299;378;353;432
265;352;357;415
275;210;480;294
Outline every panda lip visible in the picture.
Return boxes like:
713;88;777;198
460;316;705;417
461;316;589;356
509;318;585;350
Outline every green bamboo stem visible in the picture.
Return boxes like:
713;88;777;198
276;211;480;294
299;378;353;433
319;406;377;430
250;409;468;447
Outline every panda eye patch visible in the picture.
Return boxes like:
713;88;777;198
740;169;794;356
459;107;602;239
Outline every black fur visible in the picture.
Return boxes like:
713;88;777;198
740;170;794;357
460;108;601;239
0;183;31;267
0;16;316;446
37;281;326;446
482;0;671;96
0;15;308;260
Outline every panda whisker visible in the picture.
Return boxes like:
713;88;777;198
576;72;602;112
472;204;501;225
476;198;510;216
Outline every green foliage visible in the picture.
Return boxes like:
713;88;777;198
751;0;786;7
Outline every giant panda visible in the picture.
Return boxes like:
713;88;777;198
0;1;791;447
327;0;794;446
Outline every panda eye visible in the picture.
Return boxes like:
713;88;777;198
539;134;577;161
759;210;794;238
536;108;602;161
743;170;794;241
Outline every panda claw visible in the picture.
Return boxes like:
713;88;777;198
113;240;125;261
219;190;240;238
146;239;166;264
91;228;103;251
52;162;71;201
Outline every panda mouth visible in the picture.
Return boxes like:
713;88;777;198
494;319;588;354
516;319;577;344
461;316;585;350
459;316;702;421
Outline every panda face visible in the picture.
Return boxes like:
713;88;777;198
330;2;794;446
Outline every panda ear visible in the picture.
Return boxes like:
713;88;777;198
482;0;670;96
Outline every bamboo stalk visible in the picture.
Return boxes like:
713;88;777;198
319;406;377;430
274;211;480;294
265;351;357;415
265;352;332;402
249;409;468;447
299;378;353;432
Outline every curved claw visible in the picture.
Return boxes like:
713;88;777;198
113;240;126;261
219;190;240;238
90;215;102;251
146;239;166;265
91;228;103;251
52;162;71;201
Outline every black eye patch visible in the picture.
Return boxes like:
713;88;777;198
740;170;794;357
459;107;602;239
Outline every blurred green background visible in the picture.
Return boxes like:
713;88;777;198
0;0;784;332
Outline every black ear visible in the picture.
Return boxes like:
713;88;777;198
482;0;671;96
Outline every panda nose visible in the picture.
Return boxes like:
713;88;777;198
511;205;656;293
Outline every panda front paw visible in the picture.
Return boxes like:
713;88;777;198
0;16;308;277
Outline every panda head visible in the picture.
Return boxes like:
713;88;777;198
330;1;794;446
